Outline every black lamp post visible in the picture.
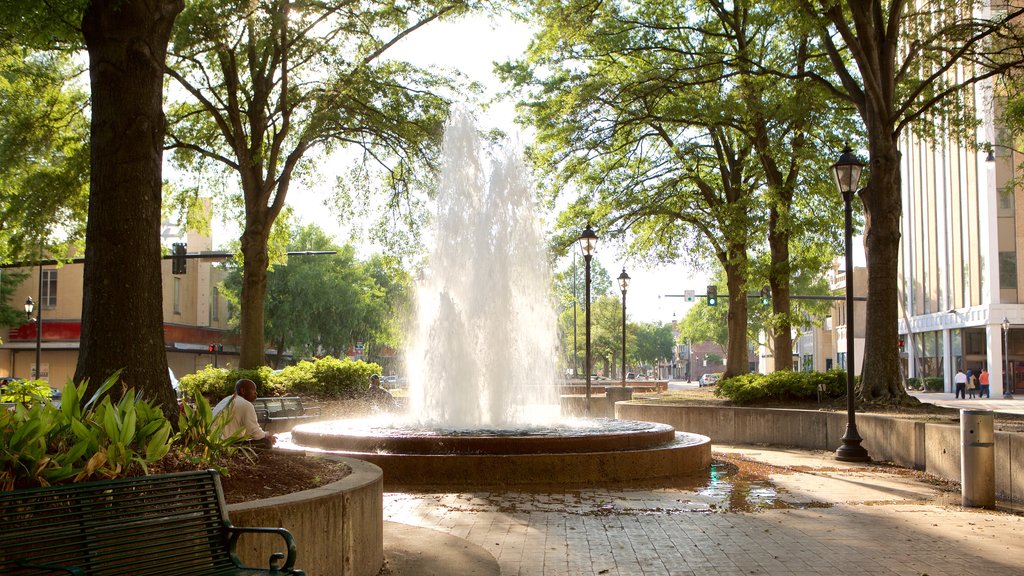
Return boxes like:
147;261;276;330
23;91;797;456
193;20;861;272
618;267;630;386
578;224;598;416
1003;317;1013;399
24;294;41;381
831;146;870;462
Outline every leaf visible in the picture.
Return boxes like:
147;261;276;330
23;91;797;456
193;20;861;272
145;422;172;462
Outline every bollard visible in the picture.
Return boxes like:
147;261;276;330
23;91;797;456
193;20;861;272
960;409;995;508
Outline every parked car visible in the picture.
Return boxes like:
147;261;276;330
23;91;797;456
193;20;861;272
625;373;637;380
699;373;721;387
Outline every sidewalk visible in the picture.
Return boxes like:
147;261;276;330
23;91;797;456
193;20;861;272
383;444;1024;575
910;389;1024;415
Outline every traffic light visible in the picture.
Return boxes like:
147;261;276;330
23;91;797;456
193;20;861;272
760;286;771;305
898;336;905;351
172;242;187;275
706;285;718;306
208;344;223;353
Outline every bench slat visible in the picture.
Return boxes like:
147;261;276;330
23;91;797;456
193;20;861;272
0;470;302;575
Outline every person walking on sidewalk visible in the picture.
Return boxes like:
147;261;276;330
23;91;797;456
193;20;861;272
954;369;967;399
979;368;990;398
967;370;978;399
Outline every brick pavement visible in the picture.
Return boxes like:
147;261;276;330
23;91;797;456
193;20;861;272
383;446;1024;576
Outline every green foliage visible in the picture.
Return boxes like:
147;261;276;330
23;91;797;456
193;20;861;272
0;373;173;489
0;379;52;404
715;370;846;405
178;365;282;400
173;393;250;474
632;322;674;369
275;357;382;399
923;377;945;392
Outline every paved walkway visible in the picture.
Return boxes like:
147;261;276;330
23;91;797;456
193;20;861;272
382;445;1024;576
910;390;1024;415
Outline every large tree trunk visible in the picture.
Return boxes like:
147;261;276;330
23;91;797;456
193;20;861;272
723;247;750;378
239;224;271;368
77;0;183;417
768;205;794;371
858;129;910;402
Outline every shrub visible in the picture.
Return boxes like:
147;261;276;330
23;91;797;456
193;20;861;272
276;356;382;398
923;376;945;392
0;373;173;489
173;393;250;474
905;377;922;390
179;365;282;401
0;379;52;404
715;369;847;405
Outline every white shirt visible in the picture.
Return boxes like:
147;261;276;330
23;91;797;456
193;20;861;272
212;394;267;440
954;371;967;384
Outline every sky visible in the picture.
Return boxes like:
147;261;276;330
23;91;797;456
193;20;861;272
204;13;713;324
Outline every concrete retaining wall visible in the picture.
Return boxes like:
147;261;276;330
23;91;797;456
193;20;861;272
616;402;1024;502
228;456;384;576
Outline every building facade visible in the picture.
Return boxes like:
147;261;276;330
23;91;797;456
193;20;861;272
1;227;233;387
897;78;1024;396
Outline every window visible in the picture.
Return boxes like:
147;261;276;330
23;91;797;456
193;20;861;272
211;286;219;321
41;269;57;308
173;277;181;315
1000;252;1018;290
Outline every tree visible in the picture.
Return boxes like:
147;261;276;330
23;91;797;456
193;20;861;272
506;0;769;377
0;47;89;265
165;0;467;368
0;1;183;413
73;0;183;412
632;322;674;371
794;1;1024;401
221;224;407;367
554;256;612;374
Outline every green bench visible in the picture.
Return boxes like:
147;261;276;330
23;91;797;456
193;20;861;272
252;397;321;433
0;469;304;575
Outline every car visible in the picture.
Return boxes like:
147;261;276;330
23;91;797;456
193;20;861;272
625;372;637;380
698;373;721;387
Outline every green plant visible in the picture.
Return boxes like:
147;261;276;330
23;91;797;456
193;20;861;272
715;370;847;405
173;393;251;473
0;379;53;404
275;356;381;398
0;373;173;489
178;365;282;400
905;377;922;390
923;376;945;392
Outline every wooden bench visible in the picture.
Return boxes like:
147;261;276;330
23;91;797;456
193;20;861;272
252;397;321;433
0;469;304;575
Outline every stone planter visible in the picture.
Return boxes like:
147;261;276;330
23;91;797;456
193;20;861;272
228;455;384;576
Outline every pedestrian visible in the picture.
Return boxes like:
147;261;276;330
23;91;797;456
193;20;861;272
967;370;978;399
979;368;990;398
954;369;967;399
367;374;397;412
212;378;276;448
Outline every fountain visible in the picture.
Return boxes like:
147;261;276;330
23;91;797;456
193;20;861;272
291;111;710;487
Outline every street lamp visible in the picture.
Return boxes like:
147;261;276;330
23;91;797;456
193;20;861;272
578;224;598;416
24;294;42;381
618;267;631;386
1003;317;1013;399
831;146;870;462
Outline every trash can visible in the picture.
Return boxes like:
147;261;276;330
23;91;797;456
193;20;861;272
960;409;995;508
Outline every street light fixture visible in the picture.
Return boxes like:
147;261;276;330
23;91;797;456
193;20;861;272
1003;317;1013;399
24;293;42;381
618;267;631;386
831;145;870;463
578;224;598;416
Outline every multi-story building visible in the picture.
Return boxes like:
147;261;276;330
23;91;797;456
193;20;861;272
897;91;1024;396
0;226;233;387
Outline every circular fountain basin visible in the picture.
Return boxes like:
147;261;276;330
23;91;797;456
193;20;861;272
290;418;711;487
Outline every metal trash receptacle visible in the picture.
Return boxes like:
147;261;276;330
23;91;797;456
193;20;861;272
961;409;995;508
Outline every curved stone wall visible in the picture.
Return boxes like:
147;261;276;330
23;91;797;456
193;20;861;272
227;456;384;576
616;402;1024;502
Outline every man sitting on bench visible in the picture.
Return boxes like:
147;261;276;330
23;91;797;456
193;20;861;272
213;378;277;448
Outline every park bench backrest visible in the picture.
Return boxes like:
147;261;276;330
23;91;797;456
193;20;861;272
0;470;236;576
253;397;306;418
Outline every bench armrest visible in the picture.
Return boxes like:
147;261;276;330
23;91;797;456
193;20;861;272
227;525;304;575
15;560;87;575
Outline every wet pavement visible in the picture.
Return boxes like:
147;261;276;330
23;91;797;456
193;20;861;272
383;444;1024;575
